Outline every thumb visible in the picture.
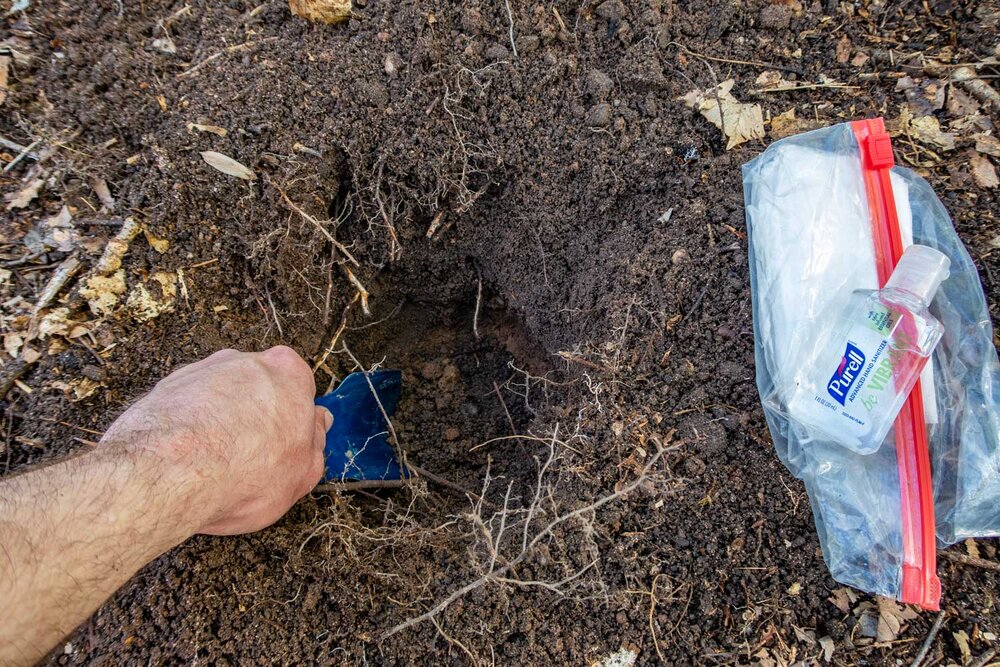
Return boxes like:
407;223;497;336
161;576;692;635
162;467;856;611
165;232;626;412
315;406;334;433
303;407;333;492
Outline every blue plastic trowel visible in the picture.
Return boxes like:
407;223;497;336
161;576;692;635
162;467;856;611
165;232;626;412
314;370;405;482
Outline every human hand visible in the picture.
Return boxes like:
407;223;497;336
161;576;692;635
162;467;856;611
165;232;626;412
100;346;330;536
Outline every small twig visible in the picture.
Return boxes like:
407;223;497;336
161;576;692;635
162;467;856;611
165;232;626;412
940;550;1000;572
32;256;82;314
910;610;946;667
426;210;447;238
177;37;278;78
492;381;517;435
275;185;359;267
968;648;998;667
551;6;568;35
186;258;219;269
751;83;860;94
556;351;611;373
408;463;485;505
342;267;371;317
2;139;41;174
0;358;35;401
667;41;804;75
373;160;402;261
0;135;40;161
313;293;358;371
504;0;518;57
314;479;408;493
431;615;480;666
649;574;666;661
472;273;483;339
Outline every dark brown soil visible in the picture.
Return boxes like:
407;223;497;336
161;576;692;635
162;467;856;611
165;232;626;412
2;0;1000;664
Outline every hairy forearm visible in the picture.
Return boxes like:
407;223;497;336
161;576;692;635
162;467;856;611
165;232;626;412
0;443;203;666
0;347;326;665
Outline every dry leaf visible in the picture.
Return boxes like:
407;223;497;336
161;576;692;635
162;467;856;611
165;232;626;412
948;87;981;117
792;624;815;645
4;332;22;358
42;205;79;252
200;151;255;180
974;134;1000;157
0;38;32;67
151;36;177;54
187;122;228;137
828;588;855;614
681;79;764;150
143;228;170;253
20;345;40;364
756;70;794;91
753;648;777;667
818;636;835;663
38;307;72;338
0;54;9;106
835;35;851;64
910;115;955;150
68;324;91;339
89;176;116;211
52;377;101;401
954;630;972;665
965;538;981;558
893;107;956;151
769;108;823;140
289;0;352;23
875;597;919;642
4;177;44;209
971;154;999;188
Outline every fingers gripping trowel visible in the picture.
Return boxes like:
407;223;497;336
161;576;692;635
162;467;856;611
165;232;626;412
314;370;405;482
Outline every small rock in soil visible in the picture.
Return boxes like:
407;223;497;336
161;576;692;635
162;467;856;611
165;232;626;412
595;0;625;21
517;35;539;54
586;69;613;99
586;103;612;128
672;248;690;264
460;7;483;34
289;0;352;24
759;4;792;30
484;45;509;62
384;52;402;77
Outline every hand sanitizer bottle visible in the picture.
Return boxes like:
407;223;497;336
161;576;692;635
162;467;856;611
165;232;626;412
787;245;950;454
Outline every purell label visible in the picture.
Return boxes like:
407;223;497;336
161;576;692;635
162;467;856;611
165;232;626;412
827;342;866;406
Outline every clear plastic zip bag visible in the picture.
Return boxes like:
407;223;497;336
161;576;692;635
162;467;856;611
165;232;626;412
743;119;1000;607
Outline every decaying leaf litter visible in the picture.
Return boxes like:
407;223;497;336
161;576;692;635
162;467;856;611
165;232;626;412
1;0;1000;664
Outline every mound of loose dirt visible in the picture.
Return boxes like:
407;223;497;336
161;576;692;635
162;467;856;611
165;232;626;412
2;0;999;664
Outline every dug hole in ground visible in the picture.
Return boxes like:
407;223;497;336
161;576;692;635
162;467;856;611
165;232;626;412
1;0;998;665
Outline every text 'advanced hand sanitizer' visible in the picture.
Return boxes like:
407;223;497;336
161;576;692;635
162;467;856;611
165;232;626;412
787;245;951;454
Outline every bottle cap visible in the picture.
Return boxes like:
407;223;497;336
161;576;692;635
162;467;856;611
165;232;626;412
885;245;951;305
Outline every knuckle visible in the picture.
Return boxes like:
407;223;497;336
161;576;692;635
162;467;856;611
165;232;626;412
263;345;300;364
262;346;309;375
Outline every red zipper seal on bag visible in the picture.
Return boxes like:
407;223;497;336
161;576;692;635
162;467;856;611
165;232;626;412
851;118;941;610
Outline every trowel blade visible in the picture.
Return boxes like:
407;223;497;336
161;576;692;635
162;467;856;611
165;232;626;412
314;370;404;482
